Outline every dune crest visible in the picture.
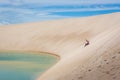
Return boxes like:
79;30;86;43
0;12;120;80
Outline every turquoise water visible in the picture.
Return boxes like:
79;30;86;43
0;52;58;80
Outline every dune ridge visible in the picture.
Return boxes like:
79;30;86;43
0;12;120;80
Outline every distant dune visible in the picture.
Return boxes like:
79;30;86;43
0;12;120;80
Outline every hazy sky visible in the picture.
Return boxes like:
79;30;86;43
0;0;120;5
0;0;120;25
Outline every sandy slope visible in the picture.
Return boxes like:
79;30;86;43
0;12;120;80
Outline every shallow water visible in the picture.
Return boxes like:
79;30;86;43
0;52;58;80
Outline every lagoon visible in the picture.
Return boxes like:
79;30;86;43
0;52;58;80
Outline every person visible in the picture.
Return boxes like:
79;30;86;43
84;40;89;47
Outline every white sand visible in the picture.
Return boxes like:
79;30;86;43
0;12;120;80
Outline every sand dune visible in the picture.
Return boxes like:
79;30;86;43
0;12;120;80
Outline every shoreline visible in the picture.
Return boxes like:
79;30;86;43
0;50;60;60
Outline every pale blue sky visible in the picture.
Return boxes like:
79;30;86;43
0;0;120;5
0;0;120;25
